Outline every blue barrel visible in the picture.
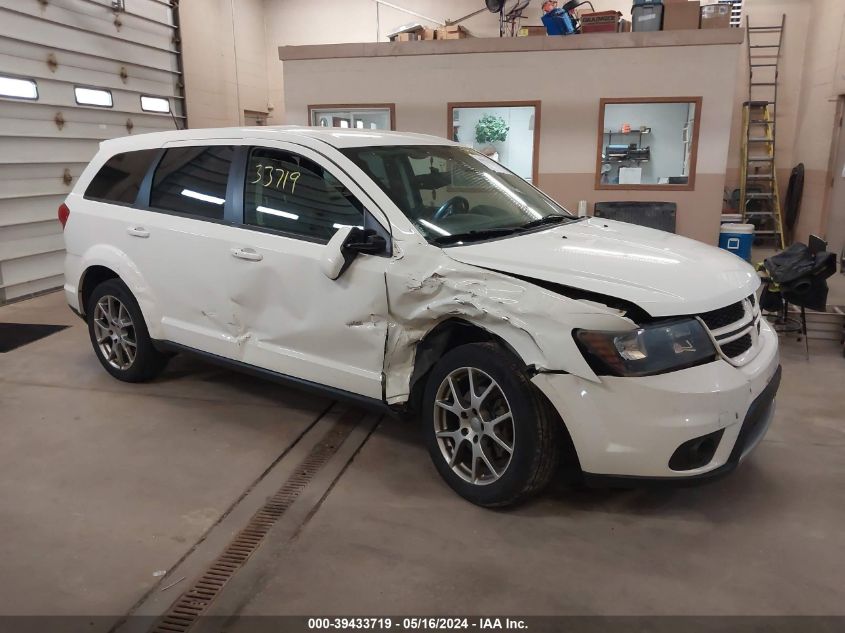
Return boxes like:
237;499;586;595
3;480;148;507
719;223;754;262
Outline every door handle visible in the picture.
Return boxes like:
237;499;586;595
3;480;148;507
126;226;149;238
230;247;263;262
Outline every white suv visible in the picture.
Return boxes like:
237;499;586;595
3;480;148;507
61;127;780;506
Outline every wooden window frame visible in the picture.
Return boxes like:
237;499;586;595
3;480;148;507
308;103;396;130
595;96;702;192
447;100;541;185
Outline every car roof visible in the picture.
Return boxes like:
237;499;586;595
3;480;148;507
99;126;460;153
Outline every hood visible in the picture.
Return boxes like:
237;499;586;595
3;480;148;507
443;218;759;317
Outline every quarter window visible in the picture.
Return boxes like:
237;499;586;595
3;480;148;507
150;146;234;221
244;148;365;242
84;149;160;205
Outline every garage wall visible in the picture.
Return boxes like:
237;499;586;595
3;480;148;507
723;0;845;243
280;36;742;244
0;0;185;304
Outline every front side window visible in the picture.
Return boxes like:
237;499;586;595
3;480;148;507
244;148;364;242
150;146;234;220
341;145;576;244
84;149;159;205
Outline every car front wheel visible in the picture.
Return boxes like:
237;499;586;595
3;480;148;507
422;342;562;507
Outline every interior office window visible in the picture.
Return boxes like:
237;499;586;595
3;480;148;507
150;146;234;220
596;98;700;189
244;148;364;242
84;150;160;205
449;104;537;183
309;106;393;130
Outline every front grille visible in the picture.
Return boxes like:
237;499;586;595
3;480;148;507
720;333;752;358
698;301;745;330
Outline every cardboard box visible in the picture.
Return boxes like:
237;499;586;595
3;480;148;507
436;25;469;40
395;32;419;41
663;0;700;30
700;3;731;29
517;25;547;37
580;10;621;33
618;18;632;32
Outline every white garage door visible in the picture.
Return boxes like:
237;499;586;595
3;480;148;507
0;0;185;303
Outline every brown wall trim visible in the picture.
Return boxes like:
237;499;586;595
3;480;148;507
447;100;541;185
279;30;744;61
594;96;702;192
308;103;396;130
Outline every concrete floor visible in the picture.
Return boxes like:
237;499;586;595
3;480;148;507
1;291;843;621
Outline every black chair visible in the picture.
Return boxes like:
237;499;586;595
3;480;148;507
760;236;838;359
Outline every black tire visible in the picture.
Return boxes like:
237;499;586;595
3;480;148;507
422;342;562;507
86;278;168;382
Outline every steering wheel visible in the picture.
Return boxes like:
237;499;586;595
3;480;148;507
433;196;470;221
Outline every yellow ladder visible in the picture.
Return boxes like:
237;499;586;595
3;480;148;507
739;101;785;249
740;15;786;249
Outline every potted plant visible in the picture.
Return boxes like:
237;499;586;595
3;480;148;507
474;114;509;161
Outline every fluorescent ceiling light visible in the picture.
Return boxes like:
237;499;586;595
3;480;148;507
75;86;113;107
257;205;298;220
0;76;38;100
181;189;224;205
333;223;364;230
141;95;170;113
418;218;450;236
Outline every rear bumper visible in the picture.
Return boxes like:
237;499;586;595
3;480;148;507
532;318;781;479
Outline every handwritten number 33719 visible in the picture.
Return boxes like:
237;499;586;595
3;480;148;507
250;164;301;193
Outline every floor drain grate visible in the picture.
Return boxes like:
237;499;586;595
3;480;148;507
151;409;363;633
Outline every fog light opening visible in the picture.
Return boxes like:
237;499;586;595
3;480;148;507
668;429;725;471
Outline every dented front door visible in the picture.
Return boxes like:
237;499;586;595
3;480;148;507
222;144;390;399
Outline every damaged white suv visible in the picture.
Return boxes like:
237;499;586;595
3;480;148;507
61;127;780;507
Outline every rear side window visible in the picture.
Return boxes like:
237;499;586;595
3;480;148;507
84;150;159;205
150;146;234;221
243;148;364;242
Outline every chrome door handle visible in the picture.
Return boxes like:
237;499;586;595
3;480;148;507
126;226;149;238
230;247;263;262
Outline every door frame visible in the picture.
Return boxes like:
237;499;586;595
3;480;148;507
820;95;845;240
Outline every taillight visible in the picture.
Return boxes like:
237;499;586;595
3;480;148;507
58;203;70;229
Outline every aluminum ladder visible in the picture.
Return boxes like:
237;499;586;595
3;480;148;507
739;15;786;250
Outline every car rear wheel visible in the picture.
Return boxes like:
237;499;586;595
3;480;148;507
86;278;168;382
422;342;561;507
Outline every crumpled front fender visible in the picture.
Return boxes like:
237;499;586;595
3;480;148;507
383;241;636;404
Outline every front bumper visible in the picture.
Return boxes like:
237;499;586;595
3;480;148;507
532;318;781;479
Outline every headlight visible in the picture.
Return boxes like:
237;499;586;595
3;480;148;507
574;318;717;377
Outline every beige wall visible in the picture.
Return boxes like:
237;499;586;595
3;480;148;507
182;0;636;126
722;0;845;244
179;0;845;242
180;0;269;127
789;0;845;242
282;41;741;244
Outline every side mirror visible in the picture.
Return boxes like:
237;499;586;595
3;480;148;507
345;228;387;255
320;227;387;280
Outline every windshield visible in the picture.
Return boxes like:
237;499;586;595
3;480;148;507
340;145;577;245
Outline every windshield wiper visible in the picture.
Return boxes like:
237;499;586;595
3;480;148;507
519;214;577;230
431;227;522;245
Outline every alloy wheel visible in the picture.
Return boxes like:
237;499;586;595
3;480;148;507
433;367;515;485
93;295;137;371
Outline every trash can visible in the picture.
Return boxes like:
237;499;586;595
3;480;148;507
719;223;754;262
